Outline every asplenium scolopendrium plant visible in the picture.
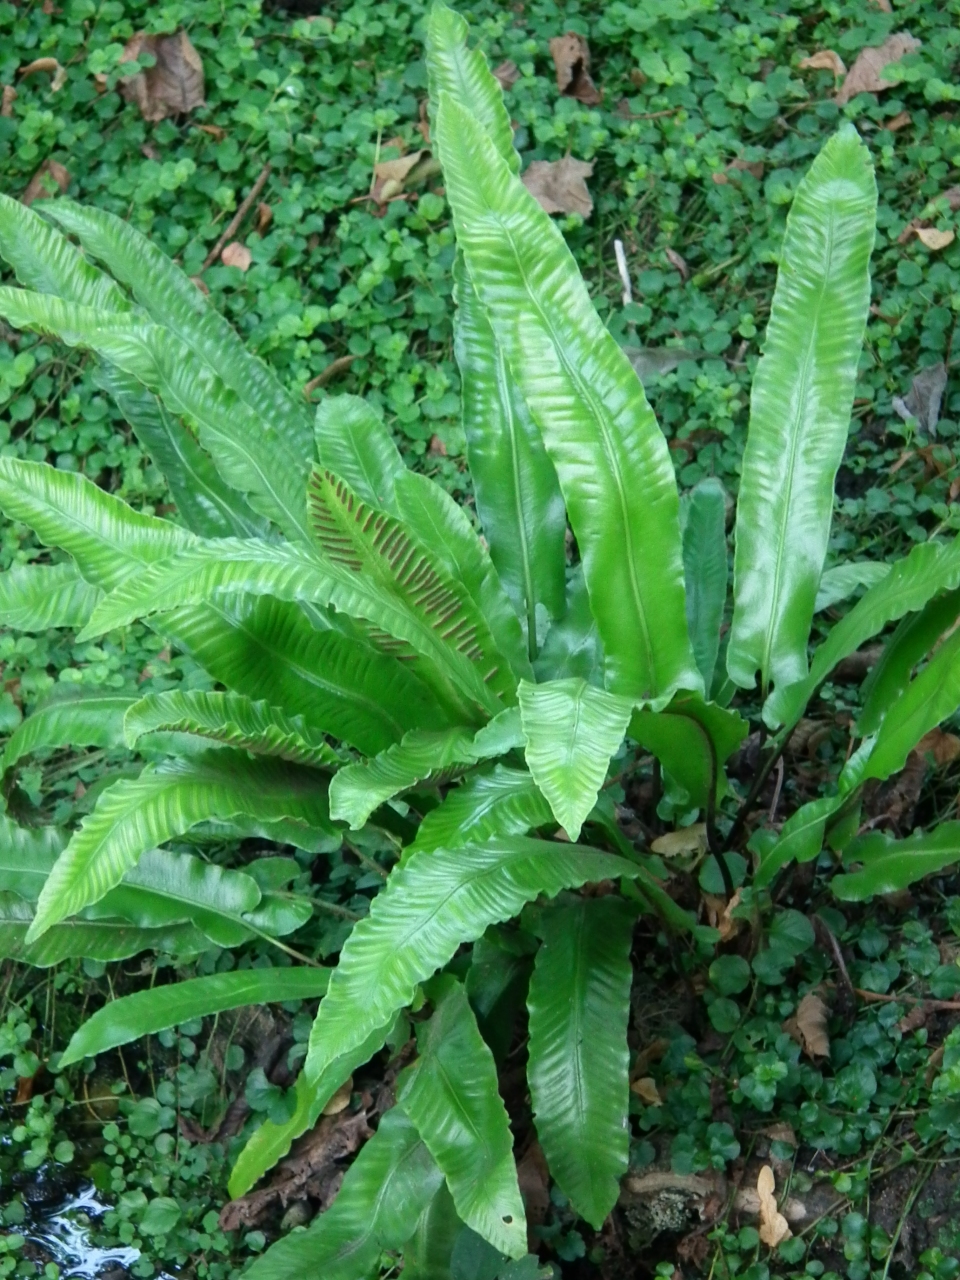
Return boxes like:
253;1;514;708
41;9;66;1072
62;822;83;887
1;2;960;1271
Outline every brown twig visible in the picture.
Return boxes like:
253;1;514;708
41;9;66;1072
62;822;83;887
303;354;359;399
200;161;271;272
853;988;960;1011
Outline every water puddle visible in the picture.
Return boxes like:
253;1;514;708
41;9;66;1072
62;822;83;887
25;1184;141;1280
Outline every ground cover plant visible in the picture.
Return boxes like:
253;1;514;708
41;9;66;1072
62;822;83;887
4;1;960;1279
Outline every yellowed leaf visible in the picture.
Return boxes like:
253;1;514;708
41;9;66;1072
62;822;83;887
795;993;830;1058
321;1076;353;1115
221;241;252;271
651;823;707;857
798;50;846;77
916;227;955;251
522;157;594;218
119;29;205;122
630;1076;663;1106
757;1165;792;1248
836;32;921;107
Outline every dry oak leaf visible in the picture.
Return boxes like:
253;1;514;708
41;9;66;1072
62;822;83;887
916;727;960;766
836;33;921;107
372;149;425;203
221;241;252;271
798;50;846;77
757;1165;792;1248
493;59;520;90
549;33;602;106
630;1076;663;1106
120;30;205;123
703;887;743;942
795;993;830;1058
21;159;70;207
916;227;955;252
0;85;16;117
522;156;594;218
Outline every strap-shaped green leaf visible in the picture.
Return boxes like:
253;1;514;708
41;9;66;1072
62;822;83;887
60;968;331;1068
1;690;135;776
629;693;747;811
0;892;206;967
858;587;960;736
815;561;890;613
40;199;313;458
400;981;526;1258
527;897;635;1228
753;793;847;889
0;457;194;591
28;750;331;940
0;289;311;542
0;562;101;632
403;1183;463;1280
535;567;603;684
728;126;876;694
408;766;552;855
314;394;406;512
435;94;698;703
0;815;66;901
305;838;637;1085
229;1017;396;1198
99;365;268;540
124;690;337;767
682;478;728;693
0;192;128;311
765;534;960;728
834;822;960;900
242;1106;442;1280
519;678;632;840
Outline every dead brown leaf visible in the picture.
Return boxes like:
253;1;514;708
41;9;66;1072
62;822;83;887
21;159;70;206
321;1077;353;1116
887;110;912;131
632;1038;670;1077
522;156;594;217
196;122;226;139
795;993;830;1058
870;0;893;10
757;1165;792;1247
120;30;205;122
916;727;960;765
493;59;520;90
549;33;602;106
221;241;252;271
665;247;689;280
517;1141;550;1243
630;1076;663;1106
703;887;742;942
1;85;16;117
916;227;955;252
372;149;425;203
798;50;846;77
941;187;960;211
256;201;273;234
652;823;707;857
836;33;921;107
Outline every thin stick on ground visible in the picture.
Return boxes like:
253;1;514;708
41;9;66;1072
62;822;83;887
200;162;272;272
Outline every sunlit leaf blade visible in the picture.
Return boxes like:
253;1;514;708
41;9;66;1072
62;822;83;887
728;126;877;694
753;793;847;889
314;394;405;513
0;289;311;541
527;897;634;1228
40;199;313;457
1;690;135;777
436;94;698;703
0;192;128;310
0;892;206;967
305;838;637;1085
400;982;526;1258
229;1018;396;1198
0;815;66;901
98;365;268;539
765;535;960;728
815;561;890;613
518;678;632;840
834;822;960;900
124;690;337;767
408;766;552;855
242;1107;442;1280
0;457;194;591
629;693;747;811
28;750;331;939
682;478;727;692
172;596;450;755
403;1183;462;1280
0;563;101;632
60;968;331;1068
858;587;960;736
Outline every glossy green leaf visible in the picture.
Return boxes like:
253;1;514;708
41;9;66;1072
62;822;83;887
527;897;635;1229
124;690;337;767
435;94;698;703
753;793;847;889
98;365;268;540
815;561;890;613
28;750;331;939
305;838;636;1085
1;690;135;776
242;1106;442;1280
403;1184;462;1280
400;982;526;1258
682;478;728;692
0;563;101;632
314;394;405;513
629;693;748;810
834;822;960;900
535;567;603;684
61;968;331;1067
409;766;552;855
858;587;960;736
518;678;632;840
765;534;960;728
0;815;66;901
728;126;877;693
